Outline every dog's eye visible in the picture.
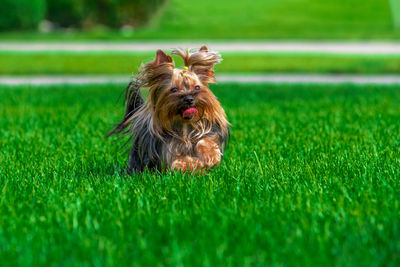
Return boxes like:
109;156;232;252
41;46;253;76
170;87;178;93
194;85;200;90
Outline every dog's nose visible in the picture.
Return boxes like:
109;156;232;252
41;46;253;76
184;95;194;105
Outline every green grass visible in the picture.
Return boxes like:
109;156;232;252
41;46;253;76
2;52;400;75
1;83;400;266
147;0;399;40
0;0;399;40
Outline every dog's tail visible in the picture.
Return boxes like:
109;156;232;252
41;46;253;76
106;81;144;137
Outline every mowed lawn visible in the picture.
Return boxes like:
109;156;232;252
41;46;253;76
1;83;400;266
147;0;398;40
2;52;400;75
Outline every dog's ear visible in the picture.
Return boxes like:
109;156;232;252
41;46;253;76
139;49;174;89
154;49;173;65
199;45;208;52
189;47;221;85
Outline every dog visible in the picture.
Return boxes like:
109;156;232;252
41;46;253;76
108;46;229;173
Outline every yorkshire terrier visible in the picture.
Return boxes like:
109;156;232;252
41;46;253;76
108;46;229;173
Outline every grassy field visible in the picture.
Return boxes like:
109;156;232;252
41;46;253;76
1;52;400;75
0;0;398;40
1;83;399;266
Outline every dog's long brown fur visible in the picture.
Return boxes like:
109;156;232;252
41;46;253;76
108;46;229;173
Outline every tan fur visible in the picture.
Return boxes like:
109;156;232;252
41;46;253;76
171;156;204;173
196;136;222;168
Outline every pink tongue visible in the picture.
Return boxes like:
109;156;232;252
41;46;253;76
183;107;198;117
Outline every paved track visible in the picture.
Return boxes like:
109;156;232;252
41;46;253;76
0;42;400;54
2;74;400;86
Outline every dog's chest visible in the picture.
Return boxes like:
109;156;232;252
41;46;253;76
165;138;195;157
164;125;201;157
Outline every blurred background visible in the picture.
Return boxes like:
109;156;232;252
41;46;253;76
0;0;399;79
0;0;399;39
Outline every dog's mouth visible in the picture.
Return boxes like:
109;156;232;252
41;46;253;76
181;107;198;120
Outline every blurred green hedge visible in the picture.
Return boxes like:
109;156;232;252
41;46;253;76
1;0;165;31
48;0;166;28
46;0;83;28
0;0;46;30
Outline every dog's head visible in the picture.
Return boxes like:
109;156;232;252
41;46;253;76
138;46;226;133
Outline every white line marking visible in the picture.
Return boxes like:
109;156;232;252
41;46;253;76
1;42;400;54
217;74;400;85
1;74;400;86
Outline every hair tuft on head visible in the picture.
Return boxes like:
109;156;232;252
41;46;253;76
172;46;222;85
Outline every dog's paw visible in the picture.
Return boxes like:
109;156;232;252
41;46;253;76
196;138;222;168
171;156;204;173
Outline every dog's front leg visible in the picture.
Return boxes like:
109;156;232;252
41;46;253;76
171;156;204;172
196;136;222;168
